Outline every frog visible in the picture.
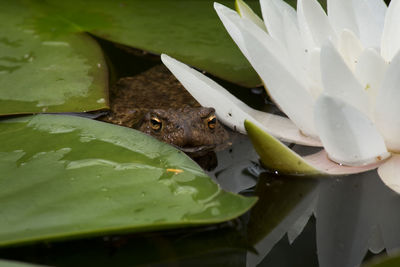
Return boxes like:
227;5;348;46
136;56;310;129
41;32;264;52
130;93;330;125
100;64;229;156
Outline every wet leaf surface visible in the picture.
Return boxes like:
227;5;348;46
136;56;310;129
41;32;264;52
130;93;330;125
0;1;108;115
0;114;256;247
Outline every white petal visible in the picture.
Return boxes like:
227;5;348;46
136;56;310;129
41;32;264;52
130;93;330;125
304;150;384;174
354;48;387;110
214;3;250;59
314;94;389;166
250;110;321;146
381;0;400;61
375;50;400;151
297;0;337;48
214;3;290;71
282;9;308;80
259;0;296;44
239;27;317;137
327;0;358;37
297;0;315;50
337;29;363;71
306;48;323;99
353;0;387;48
378;155;400;194
320;41;370;117
161;54;320;145
235;0;267;31
215;3;303;88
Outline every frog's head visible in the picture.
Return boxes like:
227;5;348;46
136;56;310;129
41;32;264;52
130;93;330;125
137;106;229;155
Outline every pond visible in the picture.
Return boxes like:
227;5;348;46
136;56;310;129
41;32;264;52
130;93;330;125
2;36;400;267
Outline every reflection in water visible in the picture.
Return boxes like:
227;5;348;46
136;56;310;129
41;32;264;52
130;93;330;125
248;171;400;267
208;131;259;193
247;173;318;266
192;151;218;171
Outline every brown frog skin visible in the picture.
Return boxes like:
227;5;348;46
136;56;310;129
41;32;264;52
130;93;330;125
137;106;228;154
100;64;229;155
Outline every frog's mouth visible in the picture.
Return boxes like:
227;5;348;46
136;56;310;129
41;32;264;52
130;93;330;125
178;144;216;156
178;141;232;157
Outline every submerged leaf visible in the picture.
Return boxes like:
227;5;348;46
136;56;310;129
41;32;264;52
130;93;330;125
0;115;256;247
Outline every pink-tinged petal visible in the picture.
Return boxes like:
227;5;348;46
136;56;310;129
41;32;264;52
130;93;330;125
314;95;390;166
161;54;321;146
327;0;358;37
235;0;267;31
320;42;370;116
378;155;400;194
259;0;296;44
304;150;385;175
381;0;400;61
354;48;387;109
297;0;337;48
353;0;387;48
240;28;317;137
245;119;380;175
337;30;363;71
375;50;400;151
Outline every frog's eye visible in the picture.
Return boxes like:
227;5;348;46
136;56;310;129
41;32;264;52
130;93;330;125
150;117;162;132
206;115;217;129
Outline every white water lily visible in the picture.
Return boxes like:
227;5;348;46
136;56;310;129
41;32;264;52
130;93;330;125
161;0;400;194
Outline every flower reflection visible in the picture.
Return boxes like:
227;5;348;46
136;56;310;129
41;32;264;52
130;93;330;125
247;170;400;267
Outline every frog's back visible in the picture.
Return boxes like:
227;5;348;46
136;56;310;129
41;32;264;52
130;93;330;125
102;65;200;127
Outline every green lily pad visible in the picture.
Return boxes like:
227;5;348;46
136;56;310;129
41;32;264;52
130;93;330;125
30;0;261;87
0;114;256;247
0;0;108;116
244;120;319;175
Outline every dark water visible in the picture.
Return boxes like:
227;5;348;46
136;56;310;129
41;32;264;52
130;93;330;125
2;37;400;267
